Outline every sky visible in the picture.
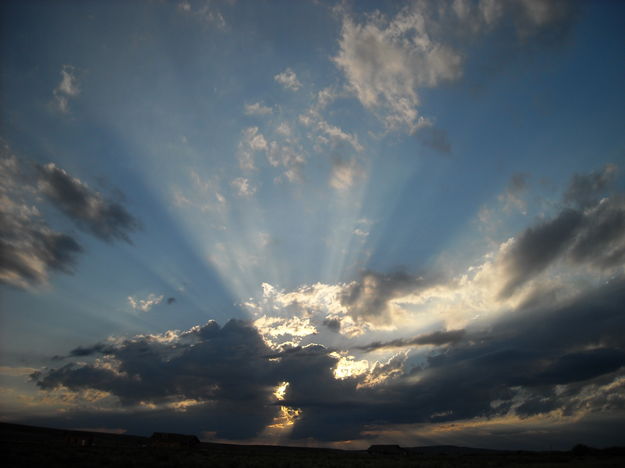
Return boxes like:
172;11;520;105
1;0;625;451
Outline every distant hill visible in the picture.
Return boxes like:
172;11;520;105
3;421;625;468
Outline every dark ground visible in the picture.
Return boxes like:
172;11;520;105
2;422;625;467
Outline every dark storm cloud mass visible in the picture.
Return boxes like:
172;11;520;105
354;329;466;352
31;276;625;444
34;320;280;439
37;163;140;243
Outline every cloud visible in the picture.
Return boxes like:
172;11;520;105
0;155;82;289
322;318;341;333
339;271;432;325
128;293;164;313
274;68;301;91
333;5;461;133
266;141;306;183
564;164;617;209
231;177;257;198
329;158;365;191
354;329;466;352
53;65;80;113
37;163;140;243
238;127;268;170
499;194;625;298
244;102;273;116
33;320;281;439
333;1;576;134
28;275;625;444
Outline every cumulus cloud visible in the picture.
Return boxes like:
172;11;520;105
244;102;273;116
128;293;164;313
274;68;301;91
53;65;80;113
37;163;140;243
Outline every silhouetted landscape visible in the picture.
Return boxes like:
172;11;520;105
3;422;625;467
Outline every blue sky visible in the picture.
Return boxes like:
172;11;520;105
1;0;625;449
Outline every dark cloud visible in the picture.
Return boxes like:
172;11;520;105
564;164;617;209
37;163;140;243
0;156;83;288
29;278;625;444
340;271;432;324
499;208;583;298
0;215;82;288
354;329;465;352
322;317;341;332
283;277;625;442
499;173;625;298
34;319;280;439
1;152;142;289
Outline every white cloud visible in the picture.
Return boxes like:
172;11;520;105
333;7;461;133
231;177;257;198
244;102;273;116
275;122;291;137
267;141;306;183
128;293;164;312
333;0;573;133
238;126;268;170
316;119;363;152
274;68;302;91
53;65;80;113
254;315;317;346
329;158;365;191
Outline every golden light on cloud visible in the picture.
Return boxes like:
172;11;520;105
274;381;289;401
332;353;369;380
268;406;302;429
